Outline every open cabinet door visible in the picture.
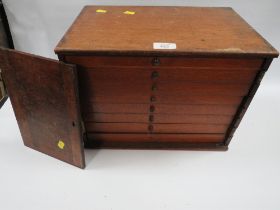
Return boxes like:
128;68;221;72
0;48;85;168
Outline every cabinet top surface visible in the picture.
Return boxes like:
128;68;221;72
55;6;278;57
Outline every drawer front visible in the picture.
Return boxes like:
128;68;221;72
78;66;255;105
84;113;234;124
68;55;263;143
82;80;251;97
66;56;263;69
85;123;227;134
83;94;243;105
79;67;258;83
83;103;238;115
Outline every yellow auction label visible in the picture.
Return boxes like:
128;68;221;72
123;11;135;15
96;9;107;13
57;140;65;149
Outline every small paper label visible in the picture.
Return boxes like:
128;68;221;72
153;42;176;50
123;11;136;15
96;9;107;13
57;140;65;149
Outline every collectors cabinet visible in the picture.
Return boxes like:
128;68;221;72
0;6;278;168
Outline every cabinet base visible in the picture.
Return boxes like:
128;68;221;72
84;140;228;151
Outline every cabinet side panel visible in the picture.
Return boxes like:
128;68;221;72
224;58;273;145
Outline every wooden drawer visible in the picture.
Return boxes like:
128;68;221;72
85;122;227;133
66;56;263;69
79;67;259;83
82;94;243;105
82;82;250;97
83;113;234;124
83;103;238;115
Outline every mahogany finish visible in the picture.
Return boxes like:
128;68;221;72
55;6;278;157
0;48;85;168
0;6;278;168
55;6;277;57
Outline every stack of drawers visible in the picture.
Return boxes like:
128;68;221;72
64;55;262;147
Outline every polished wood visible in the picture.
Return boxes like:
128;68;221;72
0;48;85;168
55;6;278;57
85;122;227;133
65;56;264;68
1;6;278;168
224;58;275;145
84;113;234;124
77;67;259;84
83;103;238;115
56;6;278;154
82;94;244;105
82;81;251;97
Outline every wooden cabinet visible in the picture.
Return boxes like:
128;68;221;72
0;6;278;168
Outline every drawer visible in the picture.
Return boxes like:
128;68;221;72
83;103;238;115
82;94;243;105
81;82;251;100
87;133;225;143
83;113;234;124
66;56;263;69
85;123;227;133
79;67;258;83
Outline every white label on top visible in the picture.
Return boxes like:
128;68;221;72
153;42;177;50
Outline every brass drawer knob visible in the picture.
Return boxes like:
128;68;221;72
151;71;159;79
150;96;156;102
152;57;160;66
149;115;154;122
151;84;157;91
148;125;154;132
150;105;155;112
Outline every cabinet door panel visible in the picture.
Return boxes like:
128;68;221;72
0;48;85;168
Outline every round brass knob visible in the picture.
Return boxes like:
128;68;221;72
150;96;156;102
152;57;161;66
151;84;157;91
148;125;154;132
149;115;154;122
151;71;159;79
150;105;155;112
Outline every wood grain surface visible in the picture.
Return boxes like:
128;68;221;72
77;67;259;84
85;122;228;133
83;113;234;124
0;48;85;168
55;6;278;57
65;56;264;68
56;6;278;151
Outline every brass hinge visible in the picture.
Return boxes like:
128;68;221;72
0;69;7;99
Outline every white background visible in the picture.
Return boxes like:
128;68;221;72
0;0;280;210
